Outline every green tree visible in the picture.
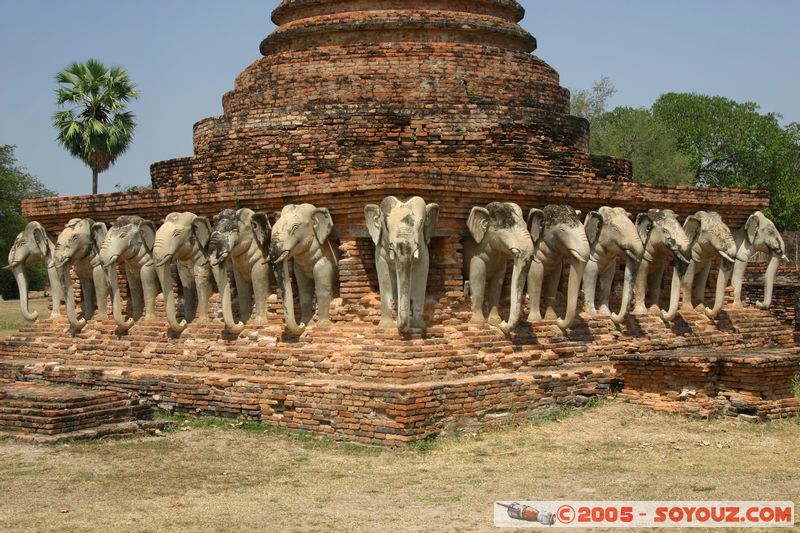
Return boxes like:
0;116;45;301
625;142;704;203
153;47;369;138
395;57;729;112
571;77;616;125
653;93;800;229
53;59;139;195
0;146;56;299
591;107;695;186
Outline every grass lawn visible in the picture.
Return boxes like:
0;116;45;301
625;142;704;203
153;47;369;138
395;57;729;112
0;401;798;532
0;297;50;338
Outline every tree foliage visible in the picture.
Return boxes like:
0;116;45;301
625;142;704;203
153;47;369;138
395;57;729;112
570;77;616;125
0;146;55;299
53;59;139;195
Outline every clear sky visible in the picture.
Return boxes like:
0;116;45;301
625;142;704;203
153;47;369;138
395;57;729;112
1;0;798;198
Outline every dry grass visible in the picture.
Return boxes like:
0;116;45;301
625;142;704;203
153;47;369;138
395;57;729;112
0;402;798;532
0;297;50;338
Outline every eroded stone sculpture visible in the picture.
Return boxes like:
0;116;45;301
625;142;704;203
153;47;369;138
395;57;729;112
632;209;692;320
52;218;109;331
94;216;160;331
731;211;789;309
464;202;533;334
582;207;644;324
264;204;337;335
5;221;64;321
365;196;439;332
527;205;590;331
152;212;213;333
208;208;272;335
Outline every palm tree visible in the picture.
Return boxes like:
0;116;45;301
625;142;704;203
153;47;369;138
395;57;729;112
53;59;139;195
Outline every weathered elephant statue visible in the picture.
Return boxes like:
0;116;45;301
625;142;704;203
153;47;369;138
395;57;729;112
152;212;213;334
464;202;534;334
365;196;439;332
208;208;271;335
527;205;590;331
582;207;644;324
4;221;64;321
94;216;159;331
731;211;789;309
681;211;738;318
262;204;337;336
52;218;109;331
632;209;692;320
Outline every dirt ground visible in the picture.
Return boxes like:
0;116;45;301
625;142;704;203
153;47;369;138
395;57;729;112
0;297;50;338
0;401;797;532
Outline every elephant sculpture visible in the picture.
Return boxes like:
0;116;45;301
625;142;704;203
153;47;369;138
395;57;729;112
731;211;789;309
582;207;644;324
94;216;159;331
5;221;64;321
152;212;213;334
261;204;337;336
365;196;439;332
680;211;738;318
464;202;534;334
527;205;590;331
208;208;272;335
632;209;692;320
52;218;109;331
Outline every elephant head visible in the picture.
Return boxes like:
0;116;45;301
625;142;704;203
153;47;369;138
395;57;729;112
95;216;157;331
732;211;789;309
208;208;258;334
4;221;57;321
527;205;590;331
683;211;737;318
53;218;107;330
583;207;644;324
365;196;439;332
266;204;334;335
466;202;534;334
152;212;212;333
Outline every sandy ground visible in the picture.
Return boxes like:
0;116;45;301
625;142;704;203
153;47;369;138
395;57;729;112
0;401;798;532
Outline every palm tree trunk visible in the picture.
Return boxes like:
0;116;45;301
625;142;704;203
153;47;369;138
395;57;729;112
92;169;98;195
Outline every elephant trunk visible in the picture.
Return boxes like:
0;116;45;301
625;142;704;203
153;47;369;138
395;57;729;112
611;256;636;324
756;252;781;309
11;264;38;322
704;260;733;318
556;258;585;331
396;259;413;333
62;266;86;331
215;263;246;335
500;258;530;335
157;263;187;333
108;266;134;331
278;258;306;336
661;264;683;322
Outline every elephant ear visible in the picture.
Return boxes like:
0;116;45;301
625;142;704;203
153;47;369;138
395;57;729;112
467;207;491;244
527;208;545;243
139;220;157;253
90;222;107;255
192;216;212;250
31;223;50;258
364;205;383;245
251;213;272;250
312;208;334;243
744;214;760;245
584;211;604;246
635;213;653;246
424;203;439;245
683;215;702;247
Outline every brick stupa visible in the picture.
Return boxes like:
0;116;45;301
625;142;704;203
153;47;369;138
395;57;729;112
5;1;798;445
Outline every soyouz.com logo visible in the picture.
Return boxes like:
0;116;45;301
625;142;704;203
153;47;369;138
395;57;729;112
494;501;795;528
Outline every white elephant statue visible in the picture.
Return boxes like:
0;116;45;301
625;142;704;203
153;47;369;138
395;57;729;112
731;211;789;309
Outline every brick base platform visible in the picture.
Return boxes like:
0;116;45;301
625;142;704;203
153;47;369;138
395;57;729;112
0;382;167;444
614;348;800;421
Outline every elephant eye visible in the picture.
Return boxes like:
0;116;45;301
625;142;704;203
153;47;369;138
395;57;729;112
290;224;300;234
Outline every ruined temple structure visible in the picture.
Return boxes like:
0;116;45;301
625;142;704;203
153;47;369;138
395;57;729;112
2;1;798;444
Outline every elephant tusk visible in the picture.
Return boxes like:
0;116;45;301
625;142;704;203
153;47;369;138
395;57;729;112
155;254;173;267
718;251;736;263
102;255;120;269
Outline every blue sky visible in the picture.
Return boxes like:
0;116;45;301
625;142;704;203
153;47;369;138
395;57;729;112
1;0;798;197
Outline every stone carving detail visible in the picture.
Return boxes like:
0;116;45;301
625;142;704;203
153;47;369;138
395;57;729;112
464;202;533;334
152;212;213;334
365;196;439;332
263;204;337;336
582;207;644;324
731;211;789;309
527;205;590;331
95;216;160;331
209;208;272;335
5;221;64;322
53;218;109;331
